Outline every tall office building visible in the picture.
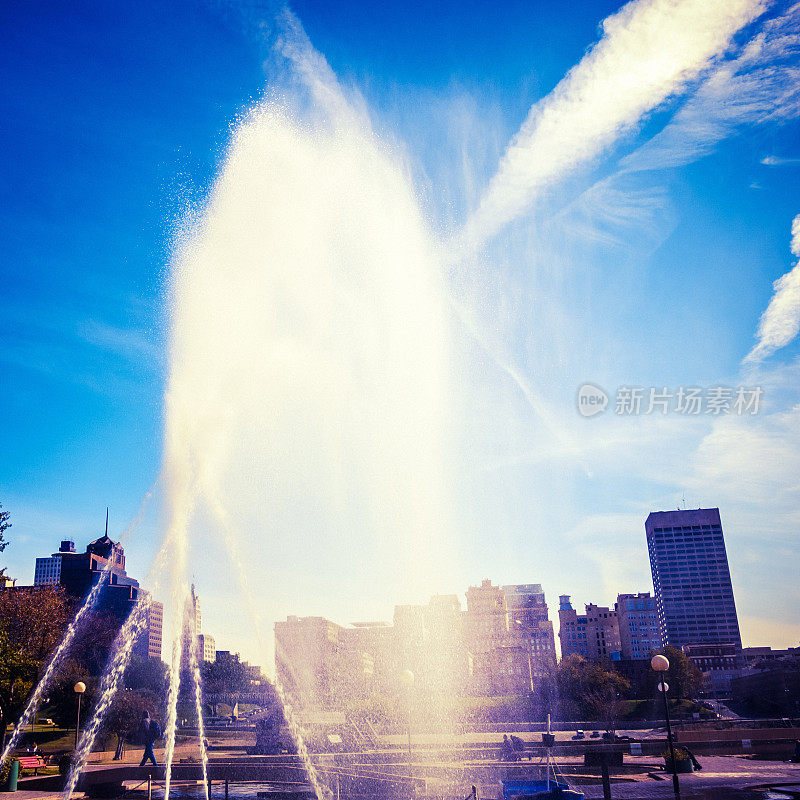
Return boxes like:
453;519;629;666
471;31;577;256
274;615;345;707
183;584;215;664
197;633;216;663
137;592;163;660
646;508;741;650
33;529;163;661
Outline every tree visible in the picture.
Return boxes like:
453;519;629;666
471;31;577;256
0;586;73;749
0;625;38;751
124;656;168;699
104;690;154;760
0;586;73;663
46;658;94;731
69;611;123;676
554;654;631;721
0;502;10;553
583;683;629;732
651;646;702;700
201;655;248;696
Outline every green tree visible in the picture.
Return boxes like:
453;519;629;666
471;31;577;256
104;690;154;760
69;611;123;676
0;625;38;751
0;586;73;663
46;657;95;731
201;655;248;696
554;654;631;720
583;683;629;732
652;646;702;700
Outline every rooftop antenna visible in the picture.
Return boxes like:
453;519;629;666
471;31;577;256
105;507;109;536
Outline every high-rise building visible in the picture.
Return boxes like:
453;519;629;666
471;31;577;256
616;592;661;660
58;533;131;600
464;579;509;647
421;595;469;692
182;585;216;664
136;593;163;660
34;528;163;661
463;580;557;694
585;603;621;660
646;508;741;650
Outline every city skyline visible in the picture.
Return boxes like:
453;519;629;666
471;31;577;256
2;0;800;662
5;498;799;664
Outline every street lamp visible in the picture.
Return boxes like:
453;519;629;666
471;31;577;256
399;669;414;765
651;655;680;800
73;682;86;750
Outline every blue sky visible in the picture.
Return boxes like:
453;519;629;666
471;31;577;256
2;0;800;663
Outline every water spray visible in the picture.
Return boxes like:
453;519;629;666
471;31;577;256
187;622;210;800
62;594;151;798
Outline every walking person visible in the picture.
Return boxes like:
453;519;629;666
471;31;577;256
139;711;161;767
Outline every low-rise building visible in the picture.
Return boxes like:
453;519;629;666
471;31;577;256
559;596;621;661
558;595;589;659
198;633;216;663
683;642;740;696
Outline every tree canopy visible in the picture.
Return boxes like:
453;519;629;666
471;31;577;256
653;646;702;699
554;654;632;721
201;654;249;696
0;585;73;749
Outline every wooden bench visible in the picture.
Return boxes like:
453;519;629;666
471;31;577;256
16;755;47;774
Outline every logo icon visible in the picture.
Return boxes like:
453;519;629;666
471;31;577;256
577;383;608;417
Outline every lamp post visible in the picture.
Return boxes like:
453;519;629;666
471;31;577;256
399;669;414;765
651;655;680;800
73;682;86;750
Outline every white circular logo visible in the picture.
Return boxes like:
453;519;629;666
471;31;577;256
577;383;608;417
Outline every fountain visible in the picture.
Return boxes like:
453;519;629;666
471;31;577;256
9;8;459;799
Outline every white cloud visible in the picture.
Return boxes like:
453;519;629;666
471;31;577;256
620;3;800;173
761;155;800;165
793;214;800;256
524;4;800;259
745;214;800;363
455;0;768;254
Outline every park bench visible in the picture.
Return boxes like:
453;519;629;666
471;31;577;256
16;755;47;774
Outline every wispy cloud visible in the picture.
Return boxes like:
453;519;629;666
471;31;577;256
761;154;800;165
77;318;162;368
619;2;800;173
538;3;800;255
455;0;768;254
744;213;800;363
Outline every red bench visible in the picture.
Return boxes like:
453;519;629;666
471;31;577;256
16;755;47;774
